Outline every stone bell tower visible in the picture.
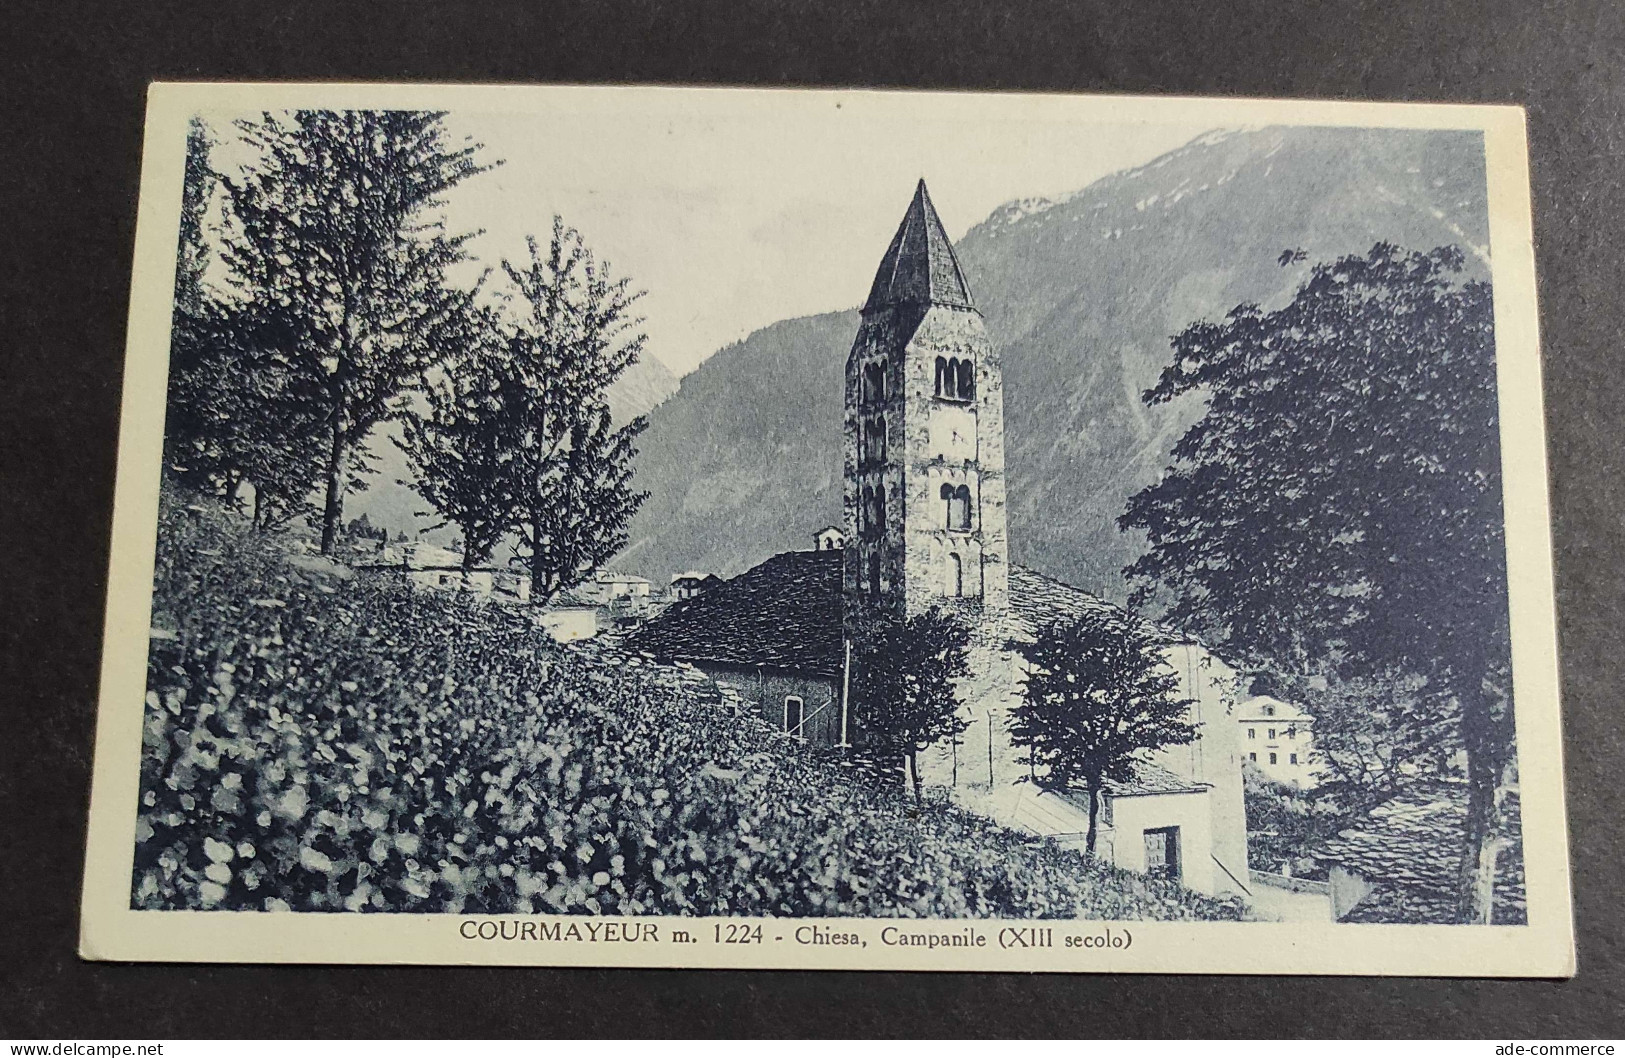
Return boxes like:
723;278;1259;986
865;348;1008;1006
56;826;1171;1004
842;180;1010;630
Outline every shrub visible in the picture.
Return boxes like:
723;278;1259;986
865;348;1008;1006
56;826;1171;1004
133;495;1243;920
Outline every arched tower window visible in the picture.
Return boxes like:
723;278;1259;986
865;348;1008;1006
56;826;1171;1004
860;485;873;534
864;360;887;405
874;485;886;534
868;553;881;596
935;356;948;397
942;483;971;531
948;552;964;597
957;358;975;400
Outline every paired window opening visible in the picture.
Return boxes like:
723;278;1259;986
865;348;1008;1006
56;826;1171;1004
862;360;887;405
940;483;972;531
934;356;975;401
859;415;887;466
859;484;888;537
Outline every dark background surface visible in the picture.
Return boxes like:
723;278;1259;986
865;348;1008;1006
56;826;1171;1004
3;0;1621;1038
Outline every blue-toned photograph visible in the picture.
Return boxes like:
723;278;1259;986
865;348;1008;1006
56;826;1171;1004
134;103;1523;927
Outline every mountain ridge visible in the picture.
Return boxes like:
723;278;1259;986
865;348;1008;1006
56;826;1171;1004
619;125;1491;597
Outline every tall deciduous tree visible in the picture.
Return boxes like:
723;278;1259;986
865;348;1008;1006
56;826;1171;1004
398;305;516;572
163;116;228;491
1120;243;1513;921
500;220;649;601
1009;610;1197;854
852;608;972;805
219;110;494;553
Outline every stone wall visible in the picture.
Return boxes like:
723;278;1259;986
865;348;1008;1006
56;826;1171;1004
694;662;845;746
841;300;1009;634
898;305;1009;620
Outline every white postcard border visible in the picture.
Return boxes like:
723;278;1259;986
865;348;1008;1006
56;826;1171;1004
79;82;1574;975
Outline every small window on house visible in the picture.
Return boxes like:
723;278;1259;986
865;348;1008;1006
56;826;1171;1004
1269;752;1278;765
1268;728;1277;740
1288;727;1297;740
1247;728;1256;739
1249;752;1257;762
784;695;804;738
949;553;964;597
1290;753;1299;765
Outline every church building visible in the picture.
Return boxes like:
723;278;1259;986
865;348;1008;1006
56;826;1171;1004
628;181;1250;898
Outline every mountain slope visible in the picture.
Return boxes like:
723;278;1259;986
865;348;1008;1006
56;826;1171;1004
621;125;1491;597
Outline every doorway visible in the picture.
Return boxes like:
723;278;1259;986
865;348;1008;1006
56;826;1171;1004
1143;826;1182;882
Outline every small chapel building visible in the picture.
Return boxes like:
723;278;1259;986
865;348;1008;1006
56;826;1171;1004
628;181;1250;898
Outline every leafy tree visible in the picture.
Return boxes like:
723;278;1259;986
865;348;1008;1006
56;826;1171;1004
852;608;972;805
162;116;229;492
1241;763;1342;876
1120;243;1513;921
1009;610;1197;854
398;306;518;573
217;109;495;553
499;219;649;601
525;403;647;595
1257;668;1461;810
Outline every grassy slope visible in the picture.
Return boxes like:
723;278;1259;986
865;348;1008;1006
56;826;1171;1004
134;496;1243;920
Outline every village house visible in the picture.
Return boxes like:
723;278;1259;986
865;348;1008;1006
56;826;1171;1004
356;543;531;604
629;181;1250;897
670;571;723;601
578;570;654;605
1238;695;1321;787
536;587;603;642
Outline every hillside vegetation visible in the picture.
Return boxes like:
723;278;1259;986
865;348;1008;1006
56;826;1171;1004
134;497;1242;920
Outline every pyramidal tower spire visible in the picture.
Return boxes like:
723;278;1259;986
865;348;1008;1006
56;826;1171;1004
842;180;1009;630
863;180;977;314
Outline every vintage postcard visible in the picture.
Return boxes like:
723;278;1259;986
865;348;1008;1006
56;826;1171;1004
80;82;1573;974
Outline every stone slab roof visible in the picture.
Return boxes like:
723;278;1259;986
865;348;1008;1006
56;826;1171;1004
628;554;1177;681
863;180;977;314
1311;780;1526;922
623;549;846;677
1006;565;1121;641
1101;760;1211;798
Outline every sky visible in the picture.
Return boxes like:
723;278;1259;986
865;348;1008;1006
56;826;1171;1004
201;92;1215;378
432;96;1213;376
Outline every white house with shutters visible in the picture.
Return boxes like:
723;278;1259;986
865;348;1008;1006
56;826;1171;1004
1237;695;1322;787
